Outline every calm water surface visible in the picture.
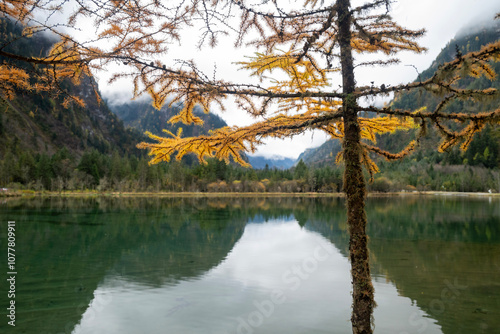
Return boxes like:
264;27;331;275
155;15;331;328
0;196;499;334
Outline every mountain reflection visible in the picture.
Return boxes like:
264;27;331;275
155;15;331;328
0;196;498;334
304;196;500;334
1;197;248;333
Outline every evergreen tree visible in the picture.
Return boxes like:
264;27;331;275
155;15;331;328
36;153;53;189
294;159;309;180
78;150;106;186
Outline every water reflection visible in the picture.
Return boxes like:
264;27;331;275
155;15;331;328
0;196;498;334
74;220;441;334
311;197;500;334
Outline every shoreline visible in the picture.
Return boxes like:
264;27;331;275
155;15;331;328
1;190;499;198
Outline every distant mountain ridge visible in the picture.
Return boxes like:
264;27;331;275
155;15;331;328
247;155;296;169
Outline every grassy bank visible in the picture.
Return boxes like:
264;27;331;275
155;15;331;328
2;190;500;198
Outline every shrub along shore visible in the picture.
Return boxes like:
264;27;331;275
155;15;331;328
1;189;499;198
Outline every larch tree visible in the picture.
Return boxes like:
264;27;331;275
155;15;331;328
1;1;499;333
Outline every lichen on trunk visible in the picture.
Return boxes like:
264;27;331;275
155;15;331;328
337;0;375;333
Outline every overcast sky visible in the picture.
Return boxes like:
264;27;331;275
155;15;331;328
97;0;500;159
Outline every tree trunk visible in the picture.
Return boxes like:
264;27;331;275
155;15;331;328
337;0;374;333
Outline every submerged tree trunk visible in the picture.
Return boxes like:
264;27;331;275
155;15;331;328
337;0;375;333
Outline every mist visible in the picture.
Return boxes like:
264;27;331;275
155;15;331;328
455;5;500;39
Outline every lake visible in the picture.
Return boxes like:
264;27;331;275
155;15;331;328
0;196;499;334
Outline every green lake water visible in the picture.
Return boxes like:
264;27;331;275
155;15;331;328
0;196;499;334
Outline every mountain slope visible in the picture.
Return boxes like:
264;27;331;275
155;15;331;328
296;140;343;167
298;21;500;168
383;20;500;167
391;21;500;116
0;18;143;157
109;100;254;165
109;99;227;138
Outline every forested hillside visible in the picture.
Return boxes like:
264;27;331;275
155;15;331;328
384;21;500;164
0;18;142;157
295;20;500;192
0;18;251;191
